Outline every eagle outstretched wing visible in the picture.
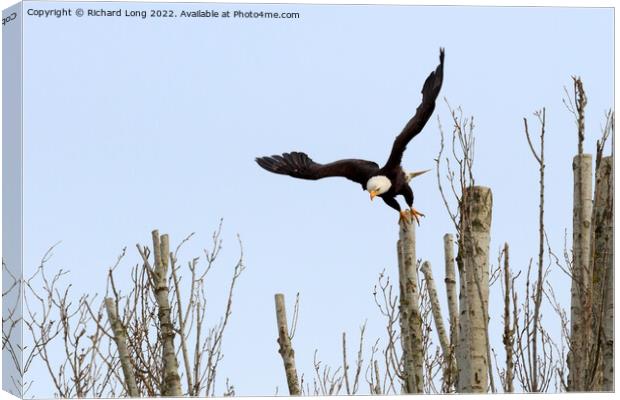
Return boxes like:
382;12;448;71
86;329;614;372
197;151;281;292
382;48;445;171
256;151;380;187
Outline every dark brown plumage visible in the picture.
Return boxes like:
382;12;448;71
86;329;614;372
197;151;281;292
256;48;445;223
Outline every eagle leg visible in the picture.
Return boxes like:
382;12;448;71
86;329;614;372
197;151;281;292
399;208;424;226
399;210;413;226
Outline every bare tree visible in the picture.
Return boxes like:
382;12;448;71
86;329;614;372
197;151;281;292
104;297;139;397
516;108;556;392
499;243;516;392
419;261;451;390
418;276;443;394
341;322;366;395
512;258;556;393
565;77;593;392
590;111;614;391
397;221;424;393
23;250;113;398
442;234;458;391
143;231;182;396
294;323;367;396
274;293;301;395
562;78;615;392
598;154;614;391
458;185;493;393
22;225;246;397
435;103;493;393
2;259;24;396
370;270;405;394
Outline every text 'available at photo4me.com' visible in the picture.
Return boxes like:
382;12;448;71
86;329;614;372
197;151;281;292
24;6;301;21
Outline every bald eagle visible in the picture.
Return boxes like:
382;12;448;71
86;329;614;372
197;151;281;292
256;48;444;225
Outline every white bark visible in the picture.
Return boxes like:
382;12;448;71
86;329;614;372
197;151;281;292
443;233;458;352
274;293;301;395
397;221;424;393
502;243;514;392
455;247;469;393
420;260;452;387
568;154;593;391
397;240;413;393
458;186;492;393
151;231;183;396
443;233;458;390
396;240;415;393
104;298;139;397
592;156;613;391
602;225;614;391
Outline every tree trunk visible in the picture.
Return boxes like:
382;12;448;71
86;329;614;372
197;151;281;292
443;234;458;354
591;156;613;391
443;233;458;391
274;293;301;395
501;243;514;393
397;221;424;393
568;154;593;391
455;247;469;393
396;240;413;393
420;261;452;390
151;231;183;396
104;298;140;397
457;186;492;393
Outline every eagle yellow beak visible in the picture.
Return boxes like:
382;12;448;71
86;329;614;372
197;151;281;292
370;190;378;201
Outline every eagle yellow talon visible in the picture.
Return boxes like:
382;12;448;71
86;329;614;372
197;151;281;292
399;208;425;226
399;210;411;225
410;207;425;225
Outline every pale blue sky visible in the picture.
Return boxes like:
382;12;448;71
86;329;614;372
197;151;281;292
14;1;614;395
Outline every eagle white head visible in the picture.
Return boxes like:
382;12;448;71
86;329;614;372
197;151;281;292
366;175;392;201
